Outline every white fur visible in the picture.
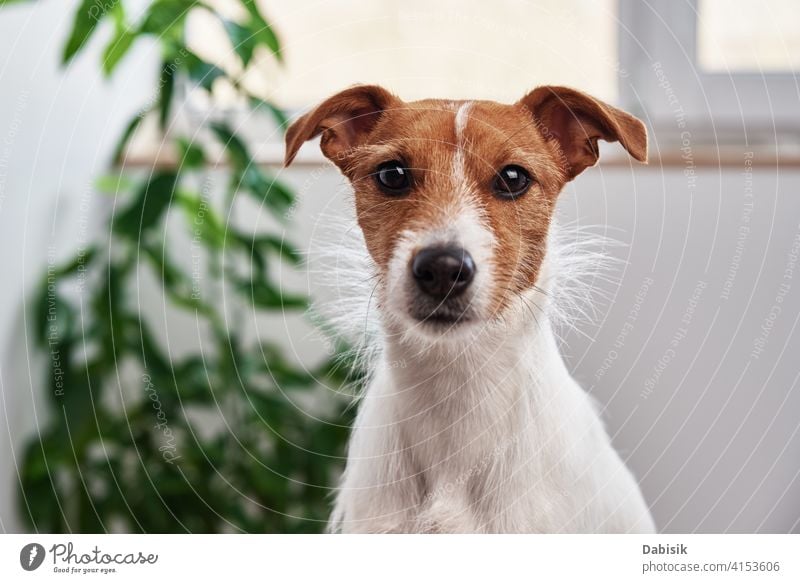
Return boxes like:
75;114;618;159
312;211;653;533
331;312;655;533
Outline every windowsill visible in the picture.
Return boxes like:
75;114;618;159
119;140;800;170
120;106;800;170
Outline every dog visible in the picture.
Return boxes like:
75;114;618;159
284;84;655;533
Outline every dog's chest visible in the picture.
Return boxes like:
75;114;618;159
393;355;534;490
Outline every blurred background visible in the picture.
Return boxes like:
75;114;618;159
0;0;798;533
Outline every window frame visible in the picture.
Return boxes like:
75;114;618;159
618;0;800;134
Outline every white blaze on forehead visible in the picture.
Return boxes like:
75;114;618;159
455;101;472;138
452;101;472;183
446;101;494;287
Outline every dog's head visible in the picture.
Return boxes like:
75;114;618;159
285;85;646;338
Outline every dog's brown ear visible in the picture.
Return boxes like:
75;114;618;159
518;86;647;180
284;85;399;167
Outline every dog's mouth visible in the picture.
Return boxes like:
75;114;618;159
414;311;472;326
408;300;475;328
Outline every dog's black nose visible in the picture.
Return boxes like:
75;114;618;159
411;246;475;300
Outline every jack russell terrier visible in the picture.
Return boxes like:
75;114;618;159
284;84;655;533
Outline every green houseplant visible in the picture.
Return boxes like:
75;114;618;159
9;0;356;533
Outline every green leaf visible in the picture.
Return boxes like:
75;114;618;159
175;137;206;169
125;315;172;381
139;0;189;36
62;0;112;64
95;172;136;194
235;275;307;311
241;0;282;62
209;122;248;166
247;389;288;424
31;248;96;355
219;1;281;67
88;261;128;364
246;459;290;507
210;122;294;216
113;171;178;240
243;343;316;389
260;235;303;266
60;376;102;449
250;97;289;133
33;275;74;349
252;23;281;63
101;0;134;75
174;356;215;403
158;61;176;130
237;232;302;267
222;20;258;66
112;114;145;164
102;28;136;75
142;242;215;316
0;0;38;5
58;247;97;278
19;430;70;532
184;51;225;92
262;235;301;265
175;191;226;249
143;244;184;291
239;166;294;216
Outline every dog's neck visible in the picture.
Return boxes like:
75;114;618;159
379;287;567;405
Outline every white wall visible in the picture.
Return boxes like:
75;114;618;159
558;166;800;533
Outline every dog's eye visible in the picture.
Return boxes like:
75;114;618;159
493;165;532;199
375;160;411;194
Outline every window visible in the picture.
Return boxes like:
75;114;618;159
618;0;800;131
190;0;620;108
697;0;800;73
